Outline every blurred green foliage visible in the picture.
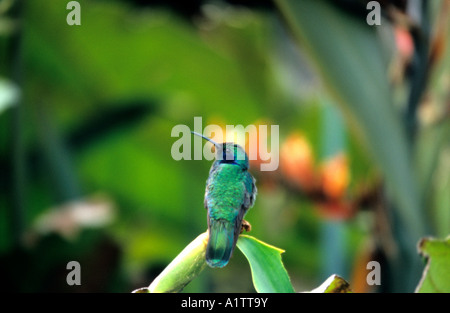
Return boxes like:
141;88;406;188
0;0;448;292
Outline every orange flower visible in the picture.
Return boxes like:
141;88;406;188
280;133;316;192
320;153;350;200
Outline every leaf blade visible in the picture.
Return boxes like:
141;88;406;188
416;236;450;293
147;232;208;293
237;235;294;293
309;274;352;293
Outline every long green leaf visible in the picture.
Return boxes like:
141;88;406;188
275;0;426;241
237;235;294;293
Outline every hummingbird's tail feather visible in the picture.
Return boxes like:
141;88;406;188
206;219;237;268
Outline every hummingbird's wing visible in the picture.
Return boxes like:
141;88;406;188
204;161;220;209
243;172;257;209
234;172;256;237
231;173;256;257
204;190;208;209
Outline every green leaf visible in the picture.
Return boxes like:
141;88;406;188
416;236;450;293
237;235;294;293
415;121;450;203
145;232;208;293
275;0;426;241
308;274;352;293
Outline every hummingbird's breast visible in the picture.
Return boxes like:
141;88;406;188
205;163;246;221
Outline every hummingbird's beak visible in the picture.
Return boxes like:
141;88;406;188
191;131;220;148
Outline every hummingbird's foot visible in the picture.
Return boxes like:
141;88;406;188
240;220;252;233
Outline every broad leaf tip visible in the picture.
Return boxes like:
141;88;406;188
308;274;352;293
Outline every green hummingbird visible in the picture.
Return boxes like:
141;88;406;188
192;131;257;268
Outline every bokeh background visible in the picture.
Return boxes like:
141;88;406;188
0;0;449;292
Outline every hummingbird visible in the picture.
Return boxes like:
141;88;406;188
192;131;257;268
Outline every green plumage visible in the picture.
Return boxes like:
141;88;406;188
203;143;257;268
